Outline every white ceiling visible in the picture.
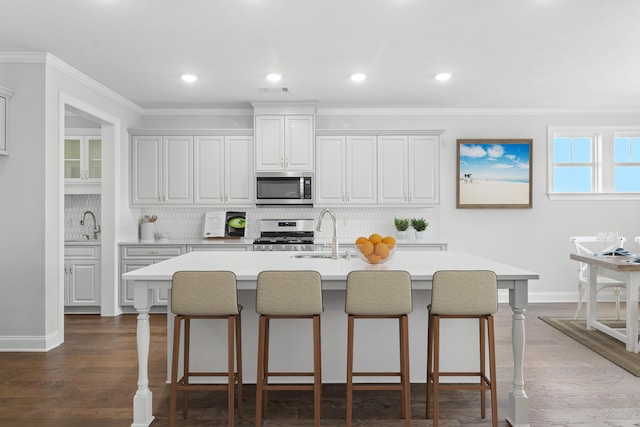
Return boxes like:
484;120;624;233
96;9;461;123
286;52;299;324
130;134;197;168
1;0;639;110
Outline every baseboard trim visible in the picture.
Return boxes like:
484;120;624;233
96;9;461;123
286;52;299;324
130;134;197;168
0;330;61;352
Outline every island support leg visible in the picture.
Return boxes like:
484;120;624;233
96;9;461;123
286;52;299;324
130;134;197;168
507;281;529;427
132;281;155;427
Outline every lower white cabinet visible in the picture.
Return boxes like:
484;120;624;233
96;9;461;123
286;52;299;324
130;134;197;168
64;245;101;311
187;244;253;252
120;245;185;307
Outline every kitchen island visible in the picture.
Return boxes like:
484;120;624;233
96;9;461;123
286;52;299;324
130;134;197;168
123;250;538;427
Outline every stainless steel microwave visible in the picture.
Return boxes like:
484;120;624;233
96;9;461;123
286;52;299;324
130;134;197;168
256;172;313;206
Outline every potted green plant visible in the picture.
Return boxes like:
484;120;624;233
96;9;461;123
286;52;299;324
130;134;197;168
394;218;409;240
410;218;429;239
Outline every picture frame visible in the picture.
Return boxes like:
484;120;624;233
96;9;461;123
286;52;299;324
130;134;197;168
456;139;532;209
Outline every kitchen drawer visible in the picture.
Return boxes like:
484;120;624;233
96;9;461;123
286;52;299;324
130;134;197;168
122;245;185;259
187;244;252;252
65;245;100;258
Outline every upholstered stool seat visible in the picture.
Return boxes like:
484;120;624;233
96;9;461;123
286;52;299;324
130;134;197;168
169;271;243;427
255;270;323;427
345;270;413;427
426;270;498;427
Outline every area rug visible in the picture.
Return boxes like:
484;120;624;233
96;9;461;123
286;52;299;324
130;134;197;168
539;316;640;376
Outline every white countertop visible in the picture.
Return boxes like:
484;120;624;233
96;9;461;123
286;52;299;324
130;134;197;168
118;238;255;246
118;238;446;246
122;250;538;284
64;240;101;246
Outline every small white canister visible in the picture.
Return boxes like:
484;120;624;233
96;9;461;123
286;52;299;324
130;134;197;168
140;222;156;242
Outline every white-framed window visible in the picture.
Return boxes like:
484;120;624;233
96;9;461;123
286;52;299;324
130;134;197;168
548;127;640;200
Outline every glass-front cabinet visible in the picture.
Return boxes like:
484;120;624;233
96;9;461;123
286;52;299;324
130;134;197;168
64;130;101;194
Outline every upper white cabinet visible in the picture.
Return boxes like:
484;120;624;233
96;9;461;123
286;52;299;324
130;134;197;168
377;135;440;205
130;130;253;206
194;135;254;205
0;85;13;156
64;129;101;194
131;135;193;205
316;135;377;206
255;115;314;171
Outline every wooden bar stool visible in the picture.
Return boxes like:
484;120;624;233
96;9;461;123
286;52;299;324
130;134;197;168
345;270;412;427
169;271;243;427
426;270;498;427
255;270;323;427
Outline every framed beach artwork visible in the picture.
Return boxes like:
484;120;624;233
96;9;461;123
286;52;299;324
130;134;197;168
456;139;532;209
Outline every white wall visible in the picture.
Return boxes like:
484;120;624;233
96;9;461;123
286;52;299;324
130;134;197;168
0;63;47;343
0;56;142;350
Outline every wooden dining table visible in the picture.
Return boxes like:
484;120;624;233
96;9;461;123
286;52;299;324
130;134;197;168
570;253;640;353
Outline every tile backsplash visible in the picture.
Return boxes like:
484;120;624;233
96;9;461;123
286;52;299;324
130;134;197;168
65;195;101;240
65;197;439;242
135;206;439;241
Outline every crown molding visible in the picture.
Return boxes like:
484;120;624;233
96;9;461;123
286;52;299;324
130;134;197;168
0;52;144;114
142;108;253;116
316;129;445;136
0;52;48;63
129;128;253;136
44;54;143;114
316;107;640;116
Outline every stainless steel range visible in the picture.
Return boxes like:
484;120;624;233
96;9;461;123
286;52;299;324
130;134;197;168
253;219;315;251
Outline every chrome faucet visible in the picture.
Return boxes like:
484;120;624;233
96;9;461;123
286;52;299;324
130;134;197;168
316;209;339;260
80;211;101;240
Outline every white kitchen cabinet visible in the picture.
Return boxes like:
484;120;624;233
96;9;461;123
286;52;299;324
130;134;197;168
120;245;185;308
64;130;101;194
64;244;101;312
194;135;254;206
131;135;193;205
315;135;377;206
255;115;314;171
377;135;440;205
187;244;253;252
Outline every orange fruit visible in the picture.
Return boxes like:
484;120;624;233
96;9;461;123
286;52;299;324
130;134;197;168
367;253;382;264
355;236;368;245
369;233;383;244
374;242;390;259
382;236;396;249
358;240;374;256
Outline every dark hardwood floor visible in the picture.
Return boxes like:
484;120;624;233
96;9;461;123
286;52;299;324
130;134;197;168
0;303;639;426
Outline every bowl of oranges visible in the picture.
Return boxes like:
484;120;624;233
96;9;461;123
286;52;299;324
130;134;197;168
355;234;396;264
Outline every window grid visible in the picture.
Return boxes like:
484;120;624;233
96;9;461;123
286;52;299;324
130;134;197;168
614;134;640;192
548;127;640;200
550;132;600;193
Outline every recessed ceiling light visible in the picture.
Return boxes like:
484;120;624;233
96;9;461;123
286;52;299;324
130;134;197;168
350;73;367;82
266;73;282;82
181;74;198;83
435;72;452;81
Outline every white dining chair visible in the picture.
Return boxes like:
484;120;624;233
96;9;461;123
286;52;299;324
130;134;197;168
570;235;627;320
